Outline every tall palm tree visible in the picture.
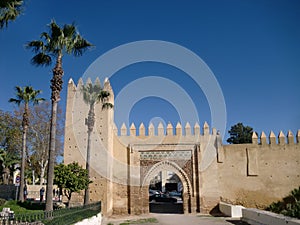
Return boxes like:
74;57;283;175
0;0;23;29
9;86;44;201
27;20;92;211
81;82;113;205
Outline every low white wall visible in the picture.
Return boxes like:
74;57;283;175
219;202;244;218
73;212;102;225
242;208;300;225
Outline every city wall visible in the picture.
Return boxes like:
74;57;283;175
64;78;300;216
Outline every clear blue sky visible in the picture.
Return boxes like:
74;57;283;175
0;0;299;142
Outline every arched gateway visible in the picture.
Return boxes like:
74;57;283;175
142;160;192;213
64;78;300;217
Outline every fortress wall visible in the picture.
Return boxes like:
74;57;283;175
64;77;300;215
219;134;300;208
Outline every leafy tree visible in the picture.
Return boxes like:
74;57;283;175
27;20;92;211
54;162;91;206
227;122;253;144
0;110;21;184
81;82;113;205
9;86;44;201
26;102;64;185
0;0;23;29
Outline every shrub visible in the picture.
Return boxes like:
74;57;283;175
0;198;6;207
266;186;300;219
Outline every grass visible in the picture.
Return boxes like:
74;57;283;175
119;218;158;225
0;200;44;213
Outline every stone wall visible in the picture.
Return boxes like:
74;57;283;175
64;77;300;216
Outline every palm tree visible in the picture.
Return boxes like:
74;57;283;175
9;86;44;201
27;20;92;211
0;0;23;29
81;82;113;205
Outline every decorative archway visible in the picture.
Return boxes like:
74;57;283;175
141;160;193;213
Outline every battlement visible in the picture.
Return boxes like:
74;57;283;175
252;130;300;145
114;121;218;137
68;77;114;94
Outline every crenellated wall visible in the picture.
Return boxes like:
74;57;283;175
219;130;300;208
64;77;300;216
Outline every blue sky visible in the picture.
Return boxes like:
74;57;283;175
0;0;299;142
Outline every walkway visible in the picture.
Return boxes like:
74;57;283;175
102;214;249;225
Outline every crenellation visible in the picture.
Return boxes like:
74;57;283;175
278;131;285;145
86;77;92;84
194;122;200;136
130;123;136;136
203;121;209;135
121;123;127;136
139;123;145;136
76;77;84;90
260;131;267;145
185;122;191;136
175;122;182;136
95;77;101;87
253;130;299;145
252;132;258;144
287;130;294;144
157;122;164;136
148;123;155;136
269;131;276;145
166;122;173;136
114;121;220;137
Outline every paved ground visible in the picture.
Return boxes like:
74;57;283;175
102;213;249;225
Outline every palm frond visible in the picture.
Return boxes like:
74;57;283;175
26;40;45;53
102;103;113;110
0;0;23;29
72;36;93;57
63;23;76;38
31;52;52;66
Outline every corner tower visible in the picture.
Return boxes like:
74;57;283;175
64;77;114;215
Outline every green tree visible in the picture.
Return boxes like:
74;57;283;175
0;110;21;184
26;102;64;185
54;162;91;206
27;20;92;211
0;0;23;29
9;86;44;201
81;82;113;205
227;123;253;144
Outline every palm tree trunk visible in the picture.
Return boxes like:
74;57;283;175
45;100;58;211
84;104;95;205
19;126;26;202
19;104;29;202
45;53;63;211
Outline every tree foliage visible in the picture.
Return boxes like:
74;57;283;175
26;101;64;184
0;110;22;184
0;0;23;29
54;162;91;205
227;122;253;144
9;86;44;202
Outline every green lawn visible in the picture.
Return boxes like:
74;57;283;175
0;200;44;213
